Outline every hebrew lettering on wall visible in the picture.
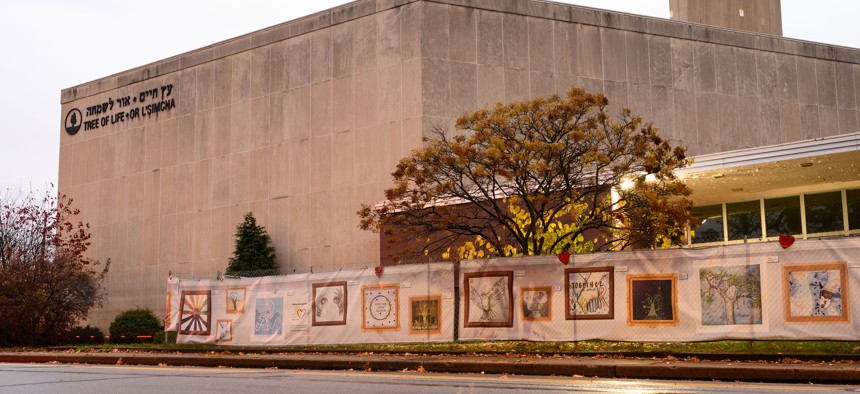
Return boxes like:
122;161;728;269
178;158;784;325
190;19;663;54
464;271;513;328
565;267;614;320
783;262;850;323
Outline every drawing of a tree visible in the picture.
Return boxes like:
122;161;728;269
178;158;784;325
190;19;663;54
413;300;435;329
642;288;665;320
228;291;241;311
700;266;761;324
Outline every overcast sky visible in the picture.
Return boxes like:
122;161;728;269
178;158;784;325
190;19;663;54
1;0;858;191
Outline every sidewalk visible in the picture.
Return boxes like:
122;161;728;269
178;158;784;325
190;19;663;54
1;351;859;384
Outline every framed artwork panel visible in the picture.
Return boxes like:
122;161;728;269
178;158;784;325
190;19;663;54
253;297;284;336
627;274;678;327
179;290;211;335
362;284;400;331
464;271;514;328
409;295;442;335
521;286;552;321
312;281;348;326
225;287;246;314
215;320;233;343
165;291;172;326
290;303;310;331
783;262;850;323
699;264;763;326
565;266;614;320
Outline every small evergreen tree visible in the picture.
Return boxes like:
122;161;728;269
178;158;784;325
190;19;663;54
226;212;277;275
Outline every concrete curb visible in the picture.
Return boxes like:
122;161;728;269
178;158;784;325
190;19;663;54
1;352;859;384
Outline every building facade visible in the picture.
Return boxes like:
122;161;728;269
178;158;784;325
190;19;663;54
59;0;860;328
670;0;783;35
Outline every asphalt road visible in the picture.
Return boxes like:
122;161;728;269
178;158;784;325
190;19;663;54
2;363;859;394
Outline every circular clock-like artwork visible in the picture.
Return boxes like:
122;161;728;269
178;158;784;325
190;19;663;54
369;295;392;320
363;286;399;330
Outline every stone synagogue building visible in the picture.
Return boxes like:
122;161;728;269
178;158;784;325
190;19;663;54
59;0;860;328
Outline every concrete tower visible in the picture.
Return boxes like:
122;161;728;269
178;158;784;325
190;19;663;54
670;0;783;35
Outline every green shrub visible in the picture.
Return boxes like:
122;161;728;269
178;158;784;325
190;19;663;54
109;308;162;343
152;330;177;345
67;325;105;345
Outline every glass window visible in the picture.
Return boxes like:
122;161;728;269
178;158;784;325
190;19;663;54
804;191;844;234
765;196;801;237
691;204;723;244
726;200;762;241
848;189;860;231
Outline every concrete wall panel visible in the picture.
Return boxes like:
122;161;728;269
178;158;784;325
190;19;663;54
779;101;801;143
649;35;672;87
796;57;818;105
800;104;821;140
757;51;778;100
576;24;603;79
816;59;837;107
529;17;554;74
450;5;477;63
251;46;271;99
670;38;693;90
231;52;251;103
311;29;334;85
478;10;504;67
626;32;650;85
451;62;478;118
693;41;715;93
311;80;334;137
250;97;271;150
602;28;627;82
735;48;757;98
836;62;856;109
503;14;528;70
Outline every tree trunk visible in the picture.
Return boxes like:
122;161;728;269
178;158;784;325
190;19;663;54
722;295;735;325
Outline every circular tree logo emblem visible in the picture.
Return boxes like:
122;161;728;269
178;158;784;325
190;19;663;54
64;108;82;135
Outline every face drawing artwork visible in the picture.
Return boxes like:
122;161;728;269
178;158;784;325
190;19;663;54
313;282;348;325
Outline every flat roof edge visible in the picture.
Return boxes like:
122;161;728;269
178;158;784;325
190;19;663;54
61;0;860;104
680;132;860;173
61;0;417;103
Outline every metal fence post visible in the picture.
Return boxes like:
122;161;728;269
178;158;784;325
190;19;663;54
453;260;460;342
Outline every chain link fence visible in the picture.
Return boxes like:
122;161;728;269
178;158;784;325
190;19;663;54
171;263;383;281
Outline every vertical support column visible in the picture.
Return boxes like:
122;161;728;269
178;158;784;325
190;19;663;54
800;194;807;239
842;189;850;234
453;259;460;341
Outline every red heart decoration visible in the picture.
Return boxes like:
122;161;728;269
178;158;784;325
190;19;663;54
375;266;384;277
558;251;571;265
779;234;795;249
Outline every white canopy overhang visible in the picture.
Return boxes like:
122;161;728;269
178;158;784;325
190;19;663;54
679;132;860;206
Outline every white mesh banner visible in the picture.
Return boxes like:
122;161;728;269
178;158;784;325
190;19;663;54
458;237;860;342
175;237;860;345
176;263;455;345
